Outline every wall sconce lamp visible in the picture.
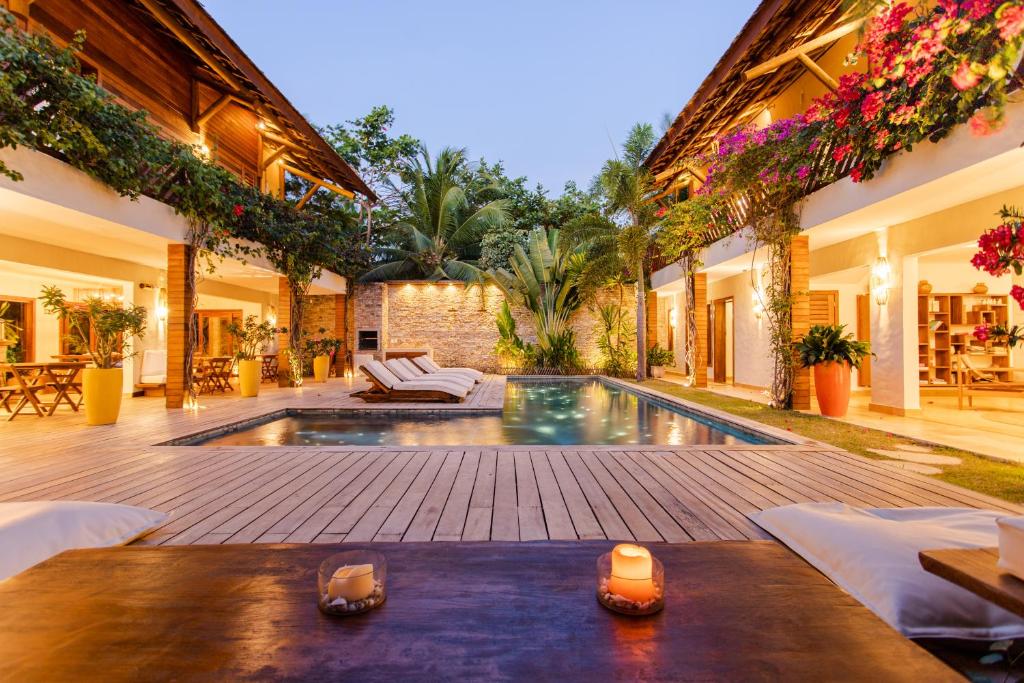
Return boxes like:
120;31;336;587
156;288;169;322
669;308;677;328
751;268;765;320
871;256;892;306
267;306;278;328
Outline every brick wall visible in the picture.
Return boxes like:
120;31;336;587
353;281;637;370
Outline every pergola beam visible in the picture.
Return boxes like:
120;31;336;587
195;93;232;127
295;184;320;210
796;53;838;92
261;146;289;170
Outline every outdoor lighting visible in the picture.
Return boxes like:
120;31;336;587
669;308;677;328
318;550;387;616
266;307;277;327
156;304;169;322
871;256;892;306
597;543;664;615
255;120;267;131
751;269;765;320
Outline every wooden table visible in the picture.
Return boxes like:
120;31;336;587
920;546;1024;618
193;356;234;394
0;362;85;420
0;541;958;682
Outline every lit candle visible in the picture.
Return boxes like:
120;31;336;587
327;564;375;602
608;544;656;603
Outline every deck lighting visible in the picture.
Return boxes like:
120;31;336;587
871;256;892;305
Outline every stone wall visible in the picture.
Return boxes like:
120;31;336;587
302;295;337;337
352;281;637;370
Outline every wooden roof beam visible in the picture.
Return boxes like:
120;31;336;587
295;184;320;210
742;18;863;82
196;92;232;127
282;164;354;200
136;0;244;92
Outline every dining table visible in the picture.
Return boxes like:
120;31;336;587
0;541;960;681
0;361;86;420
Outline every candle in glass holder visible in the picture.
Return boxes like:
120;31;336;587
327;564;375;602
608;544;655;602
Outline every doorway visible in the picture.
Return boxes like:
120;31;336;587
0;296;34;362
712;297;734;384
196;309;243;357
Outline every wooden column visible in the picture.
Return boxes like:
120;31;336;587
166;244;193;409
277;277;291;385
646;291;659;350
694;273;708;388
333;292;348;377
790;235;811;410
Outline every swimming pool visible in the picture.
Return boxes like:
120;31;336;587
186;378;777;447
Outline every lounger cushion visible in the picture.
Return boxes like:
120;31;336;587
412;356;483;381
364;361;468;397
389;359;473;391
364;361;403;389
139;374;167;385
0;501;168;581
752;503;1024;639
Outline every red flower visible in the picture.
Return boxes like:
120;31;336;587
952;61;982;91
832;143;853;162
655;207;667;218
850;163;865;183
997;5;1024;39
1013;285;1024;310
860;91;886;120
232;204;244;218
974;324;991;342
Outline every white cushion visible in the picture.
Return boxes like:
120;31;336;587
363;360;401;389
139;374;167;385
412;356;482;382
752;503;1024;639
139;349;167;377
384;358;419;382
397;357;427;377
393;358;473;390
397;378;469;397
0;501;168;581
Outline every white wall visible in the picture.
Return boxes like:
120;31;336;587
708;271;773;388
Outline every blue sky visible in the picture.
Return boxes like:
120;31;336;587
204;0;759;194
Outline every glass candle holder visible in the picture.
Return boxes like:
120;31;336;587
596;544;665;616
318;550;387;616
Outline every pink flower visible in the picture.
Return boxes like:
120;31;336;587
860;91;887;120
969;109;1005;136
963;0;995;20
796;166;810;180
974;324;991;342
952;61;982;91
997;5;1024;39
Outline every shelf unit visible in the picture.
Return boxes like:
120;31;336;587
918;292;1013;386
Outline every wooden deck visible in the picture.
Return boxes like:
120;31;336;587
0;377;1019;545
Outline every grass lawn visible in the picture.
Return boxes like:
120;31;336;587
636;380;1024;504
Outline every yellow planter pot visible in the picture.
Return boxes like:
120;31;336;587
238;359;261;398
313;355;331;383
83;367;123;426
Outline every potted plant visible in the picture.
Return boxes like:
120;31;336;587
227;315;276;397
795;324;871;418
646;344;674;379
304;328;342;383
40;285;146;425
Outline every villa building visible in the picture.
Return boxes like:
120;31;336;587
647;0;1024;427
0;0;374;408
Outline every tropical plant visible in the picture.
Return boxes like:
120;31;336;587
489;228;587;371
590;123;662;382
494;300;535;366
480;223;530;272
39;286;146;369
361;146;509;283
595;302;636;377
647;344;675;367
0;302;20;345
226;315;275;361
795;324;872;369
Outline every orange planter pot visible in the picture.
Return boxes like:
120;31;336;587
813;361;852;418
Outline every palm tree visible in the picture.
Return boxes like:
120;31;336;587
570;123;660;381
360;146;509;282
489;229;588;370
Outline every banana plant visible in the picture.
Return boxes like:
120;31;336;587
489;228;587;370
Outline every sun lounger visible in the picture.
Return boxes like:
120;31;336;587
385;358;474;392
411;355;483;382
955;354;1024;409
352;360;469;403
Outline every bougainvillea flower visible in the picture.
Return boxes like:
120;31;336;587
952;60;983;90
997;5;1024;39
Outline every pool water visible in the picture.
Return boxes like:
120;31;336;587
194;378;773;447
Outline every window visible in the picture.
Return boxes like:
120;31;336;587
357;330;379;351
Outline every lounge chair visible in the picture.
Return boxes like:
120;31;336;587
411;355;484;383
352;360;469;403
385;358;474;392
135;349;167;397
955;353;1024;409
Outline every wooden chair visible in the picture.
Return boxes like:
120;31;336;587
2;363;51;420
260;354;279;383
955;354;1024;409
351;361;467;403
